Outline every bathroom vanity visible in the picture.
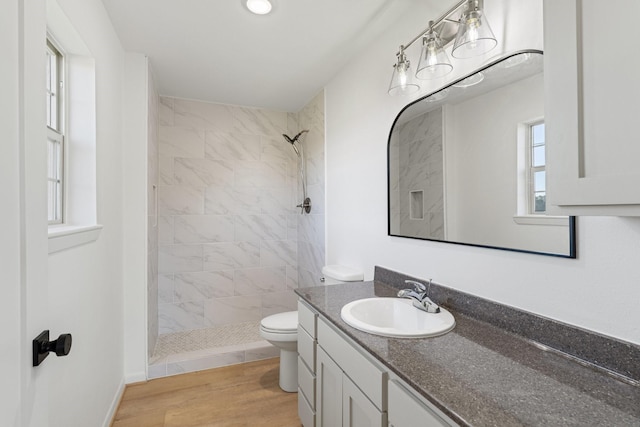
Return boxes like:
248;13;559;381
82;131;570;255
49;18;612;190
295;268;640;426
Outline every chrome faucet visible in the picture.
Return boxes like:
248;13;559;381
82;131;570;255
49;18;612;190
397;279;440;313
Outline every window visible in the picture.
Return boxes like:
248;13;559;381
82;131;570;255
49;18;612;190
529;121;546;214
46;39;64;224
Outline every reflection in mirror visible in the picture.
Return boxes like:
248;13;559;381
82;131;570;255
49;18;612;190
388;51;576;257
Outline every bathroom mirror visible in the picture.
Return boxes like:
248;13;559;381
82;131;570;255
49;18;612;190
388;51;576;258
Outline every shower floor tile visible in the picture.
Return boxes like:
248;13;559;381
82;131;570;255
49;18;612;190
148;321;278;379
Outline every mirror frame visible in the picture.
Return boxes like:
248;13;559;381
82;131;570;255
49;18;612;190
387;49;577;259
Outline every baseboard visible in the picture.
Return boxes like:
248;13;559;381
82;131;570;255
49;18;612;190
103;377;126;427
125;371;147;384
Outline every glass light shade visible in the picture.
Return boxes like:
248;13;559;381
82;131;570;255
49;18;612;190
388;56;420;96
452;6;497;59
416;33;453;80
246;0;272;15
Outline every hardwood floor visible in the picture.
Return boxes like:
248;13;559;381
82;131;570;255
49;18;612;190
112;358;301;427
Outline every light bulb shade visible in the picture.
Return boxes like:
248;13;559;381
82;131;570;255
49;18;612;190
416;33;453;80
388;55;420;96
452;4;497;59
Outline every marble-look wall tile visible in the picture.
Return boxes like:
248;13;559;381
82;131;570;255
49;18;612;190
156;97;300;339
174;158;234;188
234;267;286;295
158;186;204;215
159;97;174;126
174;271;234;301
305;154;324;187
233;107;287;137
204;295;262;326
234;161;287;189
298;214;324;245
174;98;233;132
287;112;299;136
205;132;260;161
261;188;292;214
158;244;203;273
159;301;204;334
159;273;175;304
262;290;297;317
158;215;174;244
159;155;175;185
296;90;326;289
261;136;295;163
286;265;298;290
260;240;297;267
306;183;325;215
203;241;260;271
298;268;322;288
174;215;234;244
234;214;287;242
298;241;324;277
159;126;205;158
286;214;298;241
205;187;261;215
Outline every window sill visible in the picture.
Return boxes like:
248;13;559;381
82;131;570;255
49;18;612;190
48;224;103;254
513;215;569;226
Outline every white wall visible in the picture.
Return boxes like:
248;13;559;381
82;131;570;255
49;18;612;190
123;53;150;383
45;0;127;426
325;0;640;345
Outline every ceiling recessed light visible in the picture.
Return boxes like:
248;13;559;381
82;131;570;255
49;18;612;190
246;0;272;15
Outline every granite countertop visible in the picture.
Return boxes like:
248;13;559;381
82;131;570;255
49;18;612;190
295;281;640;427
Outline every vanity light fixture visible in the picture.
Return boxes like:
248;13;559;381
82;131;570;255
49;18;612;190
388;47;420;96
246;0;272;15
388;0;497;95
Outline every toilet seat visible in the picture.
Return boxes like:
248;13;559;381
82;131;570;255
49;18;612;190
260;311;298;333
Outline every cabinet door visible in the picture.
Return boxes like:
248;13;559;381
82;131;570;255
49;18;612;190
343;375;387;427
388;380;452;427
544;0;640;216
316;347;343;427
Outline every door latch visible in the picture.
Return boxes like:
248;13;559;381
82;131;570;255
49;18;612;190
33;330;72;367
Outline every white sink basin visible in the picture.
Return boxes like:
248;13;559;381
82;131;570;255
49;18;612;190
340;297;455;338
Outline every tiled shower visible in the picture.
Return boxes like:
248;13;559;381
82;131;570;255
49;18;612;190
147;89;325;377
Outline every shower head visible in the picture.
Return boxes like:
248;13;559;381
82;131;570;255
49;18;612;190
282;130;309;156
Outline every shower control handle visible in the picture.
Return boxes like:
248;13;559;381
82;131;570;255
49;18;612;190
297;197;312;214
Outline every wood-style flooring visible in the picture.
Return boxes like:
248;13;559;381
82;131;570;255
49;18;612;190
111;358;301;427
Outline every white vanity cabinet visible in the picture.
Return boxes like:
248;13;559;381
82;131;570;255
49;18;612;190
298;301;317;427
544;0;640;216
316;318;388;427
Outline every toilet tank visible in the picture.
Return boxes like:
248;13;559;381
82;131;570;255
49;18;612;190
321;265;364;285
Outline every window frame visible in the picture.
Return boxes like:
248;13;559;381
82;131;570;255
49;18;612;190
46;37;65;225
527;120;545;215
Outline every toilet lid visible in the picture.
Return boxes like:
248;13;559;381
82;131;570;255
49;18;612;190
261;311;298;332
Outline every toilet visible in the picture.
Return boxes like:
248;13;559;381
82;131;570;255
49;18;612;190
260;265;364;392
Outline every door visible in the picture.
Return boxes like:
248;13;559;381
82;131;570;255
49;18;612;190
316;347;343;427
544;0;640;215
343;375;386;427
1;0;51;425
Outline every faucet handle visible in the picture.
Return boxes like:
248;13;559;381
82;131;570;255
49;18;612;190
404;280;426;293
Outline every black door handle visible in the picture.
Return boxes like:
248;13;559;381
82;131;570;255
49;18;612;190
33;330;72;367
